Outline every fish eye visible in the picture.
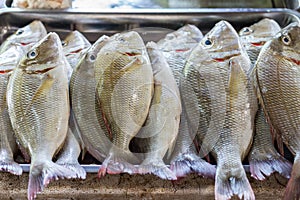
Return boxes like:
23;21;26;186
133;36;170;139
119;37;126;42
281;35;291;45
89;54;96;62
203;38;213;47
16;29;24;35
61;40;67;47
27;50;37;59
240;27;253;35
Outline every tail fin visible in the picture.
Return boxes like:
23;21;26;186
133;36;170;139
215;167;255;200
28;161;77;200
249;155;292;180
170;151;216;179
56;162;86;179
0;159;22;175
283;154;300;200
138;158;177;180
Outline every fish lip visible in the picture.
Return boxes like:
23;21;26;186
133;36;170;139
213;53;241;62
287;57;300;65
24;66;56;74
66;48;84;55
0;69;13;74
123;52;141;56
250;41;265;47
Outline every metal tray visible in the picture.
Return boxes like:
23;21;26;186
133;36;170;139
0;8;299;172
0;8;300;44
2;0;300;9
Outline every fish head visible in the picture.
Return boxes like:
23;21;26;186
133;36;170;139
200;20;242;62
100;31;146;66
63;30;91;56
157;24;203;52
19;32;64;73
239;18;281;48
0;46;23;75
269;22;300;65
84;35;109;64
1;20;47;52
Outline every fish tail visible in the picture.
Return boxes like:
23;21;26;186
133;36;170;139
0;159;22;175
56;161;86;179
170;151;216;179
215;167;255;200
284;154;300;200
170;153;193;178
139;158;177;180
28;161;77;200
249;153;292;180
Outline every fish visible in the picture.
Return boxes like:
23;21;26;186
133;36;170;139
253;22;300;200
0;46;24;176
130;41;181;180
70;35;110;164
0;20;47;54
7;32;77;200
94;31;153;176
239;18;281;66
55;31;91;180
157;25;215;178
181;20;257;199
157;24;203;85
12;0;72;9
62;30;91;69
239;18;292;180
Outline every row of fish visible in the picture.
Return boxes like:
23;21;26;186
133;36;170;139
0;18;298;200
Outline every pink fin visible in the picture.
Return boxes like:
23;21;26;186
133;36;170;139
250;156;292;180
0;159;22;175
138;159;177;180
28;161;77;200
170;152;216;179
215;168;255;200
283;155;300;200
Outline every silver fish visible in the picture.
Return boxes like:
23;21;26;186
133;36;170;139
0;46;24;175
132;41;181;180
70;35;111;164
157;25;215;178
95;31;153;176
0;20;47;54
62;30;91;69
7;32;77;200
239;18;291;180
239;18;281;66
181;21;256;199
55;31;91;180
253;22;300;200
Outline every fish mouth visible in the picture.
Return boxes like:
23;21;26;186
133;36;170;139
213;53;241;62
0;69;13;74
287;57;300;65
24;66;56;74
175;48;190;53
19;42;32;46
66;48;83;55
123;52;141;56
251;41;265;47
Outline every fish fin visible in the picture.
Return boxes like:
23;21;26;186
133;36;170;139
55;162;86;179
138;158;177;180
249;151;291;180
28;161;77;200
98;148;138;177
215;167;255;200
0;159;22;175
283;155;300;200
24;75;55;116
170;150;216;179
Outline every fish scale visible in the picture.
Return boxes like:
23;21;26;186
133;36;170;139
181;20;256;200
7;33;77;200
94;31;153;176
253;23;300;200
